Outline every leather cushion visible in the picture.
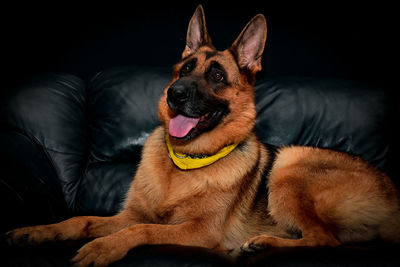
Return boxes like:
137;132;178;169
255;76;390;170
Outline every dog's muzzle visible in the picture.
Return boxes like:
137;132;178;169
167;79;201;117
166;79;230;140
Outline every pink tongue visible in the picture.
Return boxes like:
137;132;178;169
169;114;200;138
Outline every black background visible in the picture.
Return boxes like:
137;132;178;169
1;2;397;94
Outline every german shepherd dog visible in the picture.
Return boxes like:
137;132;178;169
7;5;400;267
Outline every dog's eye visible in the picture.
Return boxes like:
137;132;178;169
182;64;192;74
212;71;224;82
180;59;197;76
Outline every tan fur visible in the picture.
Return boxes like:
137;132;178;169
7;5;400;267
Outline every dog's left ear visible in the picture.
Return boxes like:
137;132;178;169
182;5;213;58
231;14;267;73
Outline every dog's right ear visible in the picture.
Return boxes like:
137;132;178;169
182;5;213;58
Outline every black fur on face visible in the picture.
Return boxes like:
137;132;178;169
167;56;230;140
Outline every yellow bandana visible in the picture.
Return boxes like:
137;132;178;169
165;135;239;170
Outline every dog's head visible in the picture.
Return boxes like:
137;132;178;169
158;5;267;155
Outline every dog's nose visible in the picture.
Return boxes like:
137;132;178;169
168;83;189;103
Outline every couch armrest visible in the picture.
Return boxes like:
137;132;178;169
0;127;69;232
0;73;88;212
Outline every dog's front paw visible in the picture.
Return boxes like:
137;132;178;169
72;236;128;267
6;225;59;246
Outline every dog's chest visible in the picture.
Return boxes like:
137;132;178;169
145;172;213;224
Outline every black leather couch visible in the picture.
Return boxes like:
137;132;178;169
1;65;399;266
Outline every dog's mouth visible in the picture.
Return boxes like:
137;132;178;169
168;110;225;140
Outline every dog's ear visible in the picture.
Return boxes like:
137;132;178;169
231;14;267;73
182;5;212;58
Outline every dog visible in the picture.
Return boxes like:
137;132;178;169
6;5;400;267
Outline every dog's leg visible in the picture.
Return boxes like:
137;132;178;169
242;170;340;251
6;212;134;245
241;211;340;251
241;225;339;252
72;221;218;267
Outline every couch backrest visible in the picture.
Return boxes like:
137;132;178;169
0;68;395;216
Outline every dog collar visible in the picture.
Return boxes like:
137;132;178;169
165;135;239;170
